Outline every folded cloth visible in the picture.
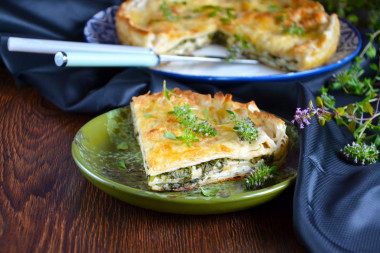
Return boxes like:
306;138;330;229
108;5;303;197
1;1;380;252
294;81;380;252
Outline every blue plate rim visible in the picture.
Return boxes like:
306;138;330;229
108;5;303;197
151;18;362;82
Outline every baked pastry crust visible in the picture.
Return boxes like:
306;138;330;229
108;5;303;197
131;88;289;191
116;0;340;71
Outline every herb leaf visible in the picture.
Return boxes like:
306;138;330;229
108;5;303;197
200;187;220;196
117;160;126;169
162;81;218;146
245;163;278;189
117;142;129;151
164;130;177;140
227;110;259;143
282;23;305;35
159;1;174;21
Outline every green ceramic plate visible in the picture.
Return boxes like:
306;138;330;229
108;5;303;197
72;107;299;215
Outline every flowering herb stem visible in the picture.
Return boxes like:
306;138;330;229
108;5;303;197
226;110;259;143
245;163;278;189
292;30;380;165
163;81;217;146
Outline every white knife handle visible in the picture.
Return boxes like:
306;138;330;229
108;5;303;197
54;51;160;67
7;37;152;54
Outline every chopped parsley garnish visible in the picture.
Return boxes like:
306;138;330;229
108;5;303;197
268;5;278;12
282;23;305;35
159;1;174;21
196;5;236;24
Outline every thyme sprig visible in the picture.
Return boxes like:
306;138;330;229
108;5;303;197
318;0;380;30
163;82;217;147
292;31;380;165
226;110;259;143
226;34;249;61
245;163;278;189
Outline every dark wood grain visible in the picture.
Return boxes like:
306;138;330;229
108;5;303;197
0;68;308;253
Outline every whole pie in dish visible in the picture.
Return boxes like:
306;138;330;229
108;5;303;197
130;87;289;191
115;0;340;71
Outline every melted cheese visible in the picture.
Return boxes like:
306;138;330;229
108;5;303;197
116;0;340;71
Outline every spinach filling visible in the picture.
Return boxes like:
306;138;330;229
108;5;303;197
149;158;226;190
150;155;275;191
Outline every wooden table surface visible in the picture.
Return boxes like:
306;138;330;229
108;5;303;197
0;68;308;253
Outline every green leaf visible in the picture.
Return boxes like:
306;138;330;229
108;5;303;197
164;130;177;139
117;142;129;151
336;107;345;116
226;110;237;119
347;104;355;115
367;44;377;58
335;116;344;126
159;1;174;21
220;17;231;24
200;187;220;196
363;102;374;116
268;5;278;12
318;119;326;126
347;14;359;24
348;121;356;133
323;113;332;122
163;80;178;102
226;9;236;19
316;96;324;108
371;125;380;133
374;135;380;147
208;10;218;17
204;108;209;121
354;124;365;136
370;63;378;71
117;160;126;169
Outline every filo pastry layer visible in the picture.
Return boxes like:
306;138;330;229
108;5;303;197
130;88;289;191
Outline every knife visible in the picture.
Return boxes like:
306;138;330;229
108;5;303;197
7;36;258;67
54;51;258;67
7;37;152;54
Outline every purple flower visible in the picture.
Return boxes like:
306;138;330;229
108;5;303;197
292;108;312;129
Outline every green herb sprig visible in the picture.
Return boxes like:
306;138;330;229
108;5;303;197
196;5;237;24
159;1;174;21
226;110;259;143
226;34;249;61
318;0;380;30
163;81;217;147
292;31;380;165
159;1;183;21
282;23;305;36
267;5;305;36
245;163;278;189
